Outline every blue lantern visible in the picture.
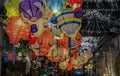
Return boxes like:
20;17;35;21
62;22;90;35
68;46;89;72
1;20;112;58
74;12;83;18
46;0;66;13
4;56;9;62
31;24;38;33
51;17;57;24
76;71;82;75
76;71;83;75
74;7;83;18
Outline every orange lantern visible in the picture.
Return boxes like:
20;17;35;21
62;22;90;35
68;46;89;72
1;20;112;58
4;16;30;44
68;0;82;8
37;28;54;56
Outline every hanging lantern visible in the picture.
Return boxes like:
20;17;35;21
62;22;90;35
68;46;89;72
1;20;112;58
46;0;66;13
56;9;82;39
29;36;37;45
57;35;68;48
33;18;48;37
4;16;30;44
68;0;82;9
4;56;9;62
31;24;38;33
5;0;20;18
74;7;83;18
75;71;83;75
19;0;45;22
51;17;57;24
37;28;54;56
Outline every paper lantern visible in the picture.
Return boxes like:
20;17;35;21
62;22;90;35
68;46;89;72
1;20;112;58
46;0;66;13
18;52;22;57
4;56;9;62
5;0;20;18
74;7;83;18
31;24;38;33
19;0;45;22
4;16;30;44
37;28;54;56
29;36;37;44
56;9;82;39
57;35;68;48
51;17;57;24
75;71;82;75
68;0;82;8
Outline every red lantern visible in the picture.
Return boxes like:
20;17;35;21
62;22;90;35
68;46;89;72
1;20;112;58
57;35;68;48
29;36;37;45
68;0;82;8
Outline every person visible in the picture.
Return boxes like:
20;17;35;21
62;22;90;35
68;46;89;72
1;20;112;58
23;53;31;75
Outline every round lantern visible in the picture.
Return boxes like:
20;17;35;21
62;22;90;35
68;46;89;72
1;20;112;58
68;0;82;9
74;7;83;18
75;70;83;75
4;56;9;62
18;52;22;57
46;0;66;13
51;17;57;24
31;24;38;33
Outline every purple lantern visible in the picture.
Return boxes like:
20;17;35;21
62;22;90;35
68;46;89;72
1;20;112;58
31;24;38;33
19;0;45;22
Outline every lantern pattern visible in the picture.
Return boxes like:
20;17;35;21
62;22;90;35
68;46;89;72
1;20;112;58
19;0;45;22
